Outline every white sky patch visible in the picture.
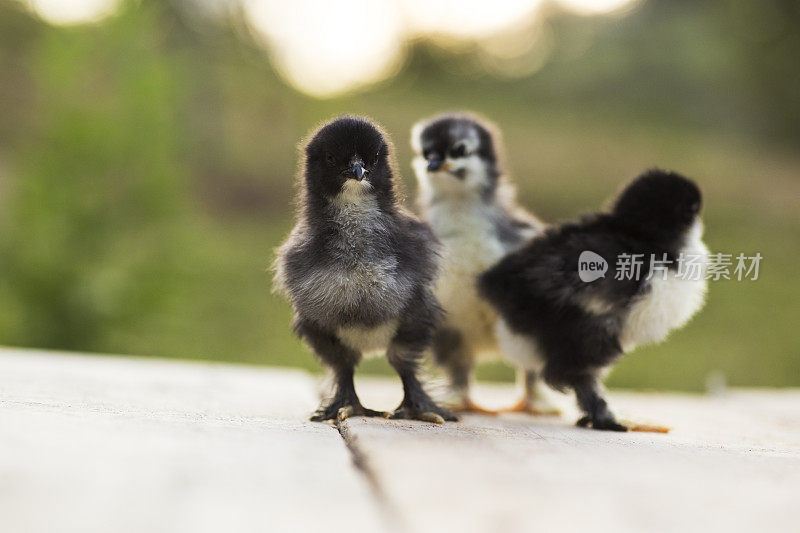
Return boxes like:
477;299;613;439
401;0;541;39
242;0;635;96
242;0;406;98
28;0;636;95
557;0;636;15
28;0;120;26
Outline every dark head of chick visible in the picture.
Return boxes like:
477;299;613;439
411;113;502;200
611;169;702;245
303;116;397;211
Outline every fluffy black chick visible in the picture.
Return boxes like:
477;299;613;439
274;116;456;424
478;170;709;431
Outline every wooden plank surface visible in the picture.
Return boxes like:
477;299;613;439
0;348;384;533
1;347;798;533
351;378;800;533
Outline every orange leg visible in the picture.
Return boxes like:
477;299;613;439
501;369;562;416
620;420;671;433
499;397;561;416
450;397;498;415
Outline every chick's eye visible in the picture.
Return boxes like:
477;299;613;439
449;144;467;158
325;152;336;166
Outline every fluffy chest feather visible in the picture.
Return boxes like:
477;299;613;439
294;256;406;319
337;320;399;357
620;223;709;351
280;194;412;328
426;200;507;351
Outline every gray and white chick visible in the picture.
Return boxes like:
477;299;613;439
411;112;558;415
274;116;457;424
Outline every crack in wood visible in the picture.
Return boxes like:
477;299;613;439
334;417;405;532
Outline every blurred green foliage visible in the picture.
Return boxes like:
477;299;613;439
0;0;798;390
0;3;189;350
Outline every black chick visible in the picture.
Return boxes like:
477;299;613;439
274;116;457;424
478;170;709;431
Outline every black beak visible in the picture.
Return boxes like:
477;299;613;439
347;162;367;181
427;159;443;172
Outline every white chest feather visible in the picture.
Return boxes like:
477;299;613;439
619;222;709;352
426;200;507;353
327;190;403;355
337;320;399;357
494;318;546;372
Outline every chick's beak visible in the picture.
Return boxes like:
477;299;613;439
347;162;367;181
427;159;443;172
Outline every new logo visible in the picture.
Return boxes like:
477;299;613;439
578;251;608;282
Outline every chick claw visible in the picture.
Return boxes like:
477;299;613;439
390;406;458;424
310;403;389;423
418;412;446;424
576;415;628;432
335;405;390;421
389;409;445;424
337;406;354;421
577;415;669;433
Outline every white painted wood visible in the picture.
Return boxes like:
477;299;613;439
0;348;385;533
352;378;800;533
2;348;798;533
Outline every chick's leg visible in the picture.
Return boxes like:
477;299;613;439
501;369;561;416
387;344;458;424
572;375;627;432
310;365;389;422
295;319;388;422
433;327;496;415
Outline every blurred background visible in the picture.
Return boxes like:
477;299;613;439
0;0;798;391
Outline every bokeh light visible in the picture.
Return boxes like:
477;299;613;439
25;0;638;96
27;0;120;25
401;0;540;38
557;0;637;15
242;0;406;98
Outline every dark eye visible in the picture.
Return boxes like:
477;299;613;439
325;152;336;166
449;144;467;158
